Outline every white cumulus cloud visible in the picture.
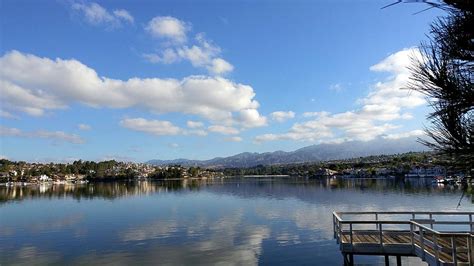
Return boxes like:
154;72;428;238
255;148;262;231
143;21;234;75
113;9;134;24
120;118;182;136
143;48;180;64
72;2;134;28
145;16;189;44
302;111;330;118
119;118;208;137
237;109;267;128
0;126;84;144
208;125;239;135
270;111;295;122
187;120;204;128
0;110;17;119
0;51;264;127
208;58;234;75
255;48;426;143
383;130;425;140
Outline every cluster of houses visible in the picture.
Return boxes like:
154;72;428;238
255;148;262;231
405;166;446;177
0;170;89;185
315;164;457;179
0;161;224;186
339;166;452;178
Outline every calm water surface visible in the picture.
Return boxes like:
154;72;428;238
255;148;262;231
1;177;473;265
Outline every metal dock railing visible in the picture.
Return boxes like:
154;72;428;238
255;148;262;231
333;211;474;266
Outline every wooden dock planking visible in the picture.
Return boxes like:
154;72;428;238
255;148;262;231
341;231;412;245
413;237;469;263
340;231;470;263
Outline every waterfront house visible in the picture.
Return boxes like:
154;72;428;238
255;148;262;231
39;174;50;182
65;174;76;181
406;166;446;177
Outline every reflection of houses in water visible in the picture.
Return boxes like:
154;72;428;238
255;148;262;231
1;178;469;205
39;183;52;193
405;166;446;177
0;180;211;202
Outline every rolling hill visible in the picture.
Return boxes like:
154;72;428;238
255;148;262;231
147;137;429;168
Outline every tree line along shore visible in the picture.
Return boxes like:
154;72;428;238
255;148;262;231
0;159;224;184
1;152;470;185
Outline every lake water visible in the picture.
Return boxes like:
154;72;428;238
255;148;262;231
1;177;473;265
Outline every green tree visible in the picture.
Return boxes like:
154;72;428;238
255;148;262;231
407;0;473;172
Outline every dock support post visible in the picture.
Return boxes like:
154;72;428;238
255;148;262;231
343;253;354;266
470;214;472;232
385;255;389;266
396;255;401;266
343;253;348;266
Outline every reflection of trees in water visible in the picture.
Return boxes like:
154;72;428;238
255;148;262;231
0;177;469;204
465;186;474;204
0;179;219;203
327;177;466;193
203;177;470;204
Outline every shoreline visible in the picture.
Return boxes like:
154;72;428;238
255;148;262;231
0;175;449;187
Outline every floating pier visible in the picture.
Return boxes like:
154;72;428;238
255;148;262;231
333;211;474;266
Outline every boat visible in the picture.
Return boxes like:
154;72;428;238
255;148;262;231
433;176;455;184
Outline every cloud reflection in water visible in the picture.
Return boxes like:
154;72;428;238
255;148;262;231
0;178;470;265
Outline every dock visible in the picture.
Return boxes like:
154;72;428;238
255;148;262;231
333;211;474;266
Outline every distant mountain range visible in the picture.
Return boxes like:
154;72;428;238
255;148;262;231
147;137;429;168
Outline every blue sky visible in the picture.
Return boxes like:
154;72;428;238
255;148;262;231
0;0;444;162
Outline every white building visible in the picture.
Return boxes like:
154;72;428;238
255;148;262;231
39;174;50;182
